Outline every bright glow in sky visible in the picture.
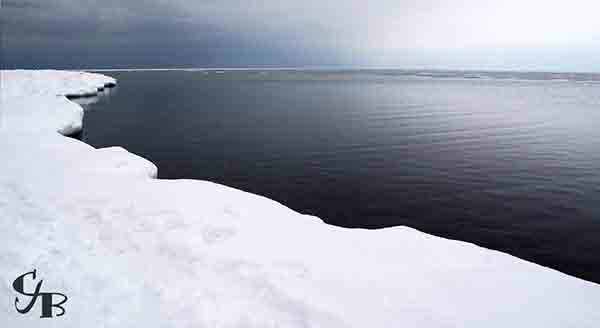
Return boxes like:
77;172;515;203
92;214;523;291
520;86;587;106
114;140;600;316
371;1;600;49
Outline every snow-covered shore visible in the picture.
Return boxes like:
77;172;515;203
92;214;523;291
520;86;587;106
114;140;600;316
1;70;599;327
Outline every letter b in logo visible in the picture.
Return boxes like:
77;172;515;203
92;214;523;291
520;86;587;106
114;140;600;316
13;270;68;318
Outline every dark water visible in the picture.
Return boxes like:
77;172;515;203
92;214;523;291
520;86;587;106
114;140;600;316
80;70;600;283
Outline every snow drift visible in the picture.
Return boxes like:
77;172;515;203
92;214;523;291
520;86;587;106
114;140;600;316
1;70;599;327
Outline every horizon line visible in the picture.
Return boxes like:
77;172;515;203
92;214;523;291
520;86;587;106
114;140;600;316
74;66;600;75
3;66;599;75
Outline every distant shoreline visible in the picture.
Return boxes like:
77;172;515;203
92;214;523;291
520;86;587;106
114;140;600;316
82;67;600;75
80;68;600;84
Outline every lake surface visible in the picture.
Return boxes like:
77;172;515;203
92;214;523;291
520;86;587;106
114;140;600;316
80;70;600;282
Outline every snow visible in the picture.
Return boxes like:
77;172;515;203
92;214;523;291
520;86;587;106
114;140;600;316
1;69;600;327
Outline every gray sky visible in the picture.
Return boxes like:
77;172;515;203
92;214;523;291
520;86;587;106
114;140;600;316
3;0;600;71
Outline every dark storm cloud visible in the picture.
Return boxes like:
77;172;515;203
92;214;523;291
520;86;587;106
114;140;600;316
3;0;600;71
2;0;341;68
3;0;44;9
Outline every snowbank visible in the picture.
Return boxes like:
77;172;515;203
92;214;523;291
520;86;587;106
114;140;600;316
1;70;599;327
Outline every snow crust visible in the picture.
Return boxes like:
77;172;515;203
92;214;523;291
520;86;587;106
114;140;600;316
1;70;600;327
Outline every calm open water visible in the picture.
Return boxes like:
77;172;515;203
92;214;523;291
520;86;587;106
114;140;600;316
79;70;600;282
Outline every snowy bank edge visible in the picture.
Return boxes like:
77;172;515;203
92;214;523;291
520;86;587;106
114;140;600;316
3;68;596;276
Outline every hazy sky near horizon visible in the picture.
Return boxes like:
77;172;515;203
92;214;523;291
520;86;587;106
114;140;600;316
3;0;600;71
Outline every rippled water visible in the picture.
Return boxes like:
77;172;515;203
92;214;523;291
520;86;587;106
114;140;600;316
79;70;600;282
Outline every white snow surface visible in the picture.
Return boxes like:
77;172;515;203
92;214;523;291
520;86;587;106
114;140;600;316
1;70;599;327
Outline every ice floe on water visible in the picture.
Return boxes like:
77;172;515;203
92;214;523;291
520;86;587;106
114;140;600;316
1;70;600;327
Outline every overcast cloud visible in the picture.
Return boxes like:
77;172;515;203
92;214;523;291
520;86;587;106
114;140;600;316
3;0;600;71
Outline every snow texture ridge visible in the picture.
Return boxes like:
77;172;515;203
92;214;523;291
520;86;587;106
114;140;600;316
1;70;600;327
